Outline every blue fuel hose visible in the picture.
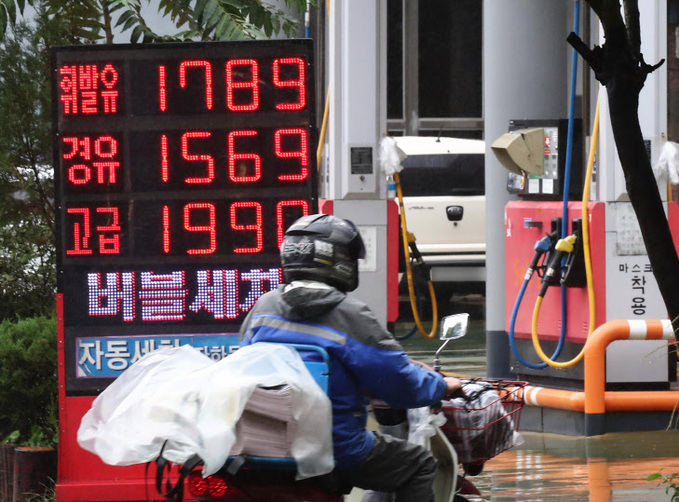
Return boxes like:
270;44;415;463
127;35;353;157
508;234;565;369
508;1;580;369
555;0;581;338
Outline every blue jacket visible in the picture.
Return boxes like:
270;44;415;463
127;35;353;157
239;282;447;469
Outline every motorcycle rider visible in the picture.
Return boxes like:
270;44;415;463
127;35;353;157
239;213;462;502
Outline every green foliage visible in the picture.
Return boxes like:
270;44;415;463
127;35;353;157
3;429;19;443
1;0;315;43
0;315;58;447
122;0;310;42
648;472;679;500
34;0;313;42
0;17;57;321
42;0;112;43
0;0;28;39
23;479;56;502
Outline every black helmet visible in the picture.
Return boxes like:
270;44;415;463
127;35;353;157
280;213;366;292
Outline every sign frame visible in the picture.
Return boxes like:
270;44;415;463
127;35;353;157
52;39;317;501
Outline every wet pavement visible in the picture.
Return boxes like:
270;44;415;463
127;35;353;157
474;430;679;501
348;429;679;501
350;315;679;501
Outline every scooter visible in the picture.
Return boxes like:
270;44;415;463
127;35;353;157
172;314;522;502
366;313;483;502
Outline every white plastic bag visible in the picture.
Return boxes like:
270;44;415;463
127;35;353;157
441;381;523;464
77;343;334;479
656;140;679;185
407;406;446;448
379;136;406;176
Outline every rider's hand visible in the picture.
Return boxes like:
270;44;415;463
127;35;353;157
443;376;465;399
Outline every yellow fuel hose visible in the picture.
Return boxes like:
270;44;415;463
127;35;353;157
316;87;330;169
581;92;600;338
531;91;600;368
316;83;437;339
394;172;438;339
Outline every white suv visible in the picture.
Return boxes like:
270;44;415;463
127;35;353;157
393;136;485;284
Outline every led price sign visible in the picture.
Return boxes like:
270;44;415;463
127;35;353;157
52;40;317;393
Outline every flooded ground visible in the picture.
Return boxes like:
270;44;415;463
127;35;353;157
354;312;679;501
348;425;679;501
474;430;679;501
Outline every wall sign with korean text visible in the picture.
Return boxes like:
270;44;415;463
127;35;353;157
52;40;317;394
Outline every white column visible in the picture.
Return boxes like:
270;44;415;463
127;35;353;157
484;0;570;376
326;0;389;324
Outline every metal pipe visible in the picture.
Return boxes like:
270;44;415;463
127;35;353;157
584;319;673;415
518;320;678;435
522;387;679;413
522;385;585;411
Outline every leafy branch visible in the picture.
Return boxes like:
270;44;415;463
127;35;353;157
647;472;679;501
30;0;313;43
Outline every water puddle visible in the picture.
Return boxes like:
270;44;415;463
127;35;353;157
471;430;679;501
391;319;679;500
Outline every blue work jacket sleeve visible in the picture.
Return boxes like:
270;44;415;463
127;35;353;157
339;303;448;409
344;340;448;409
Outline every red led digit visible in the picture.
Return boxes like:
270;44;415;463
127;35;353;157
161;135;169;182
93;162;120;184
59;66;78;115
78;64;97;90
62;137;79;159
184;202;217;255
96;206;121;254
179;60;214;110
68;165;91;185
162;205;171;254
64;135;120;186
230;202;263;254
94;136;117;158
62;136;91;160
100;64;119;89
225;59;259;111
55;64;119;116
275;128;308;181
158;65;167;111
181;132;215;184
66;207;93;255
79;65;98;114
273;57;306;110
276;200;309;248
228;130;261;182
99;64;120;114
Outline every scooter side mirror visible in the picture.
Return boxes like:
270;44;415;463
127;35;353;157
440;313;469;341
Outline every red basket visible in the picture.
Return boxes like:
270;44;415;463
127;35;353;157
439;378;527;465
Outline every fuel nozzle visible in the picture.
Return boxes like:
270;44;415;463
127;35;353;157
407;232;432;279
535;233;557;254
539;234;578;296
525;232;558;282
561;219;587;288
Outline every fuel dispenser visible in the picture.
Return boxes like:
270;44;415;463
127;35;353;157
494;117;679;391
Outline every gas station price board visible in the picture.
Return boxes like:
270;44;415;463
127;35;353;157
52;40;317;394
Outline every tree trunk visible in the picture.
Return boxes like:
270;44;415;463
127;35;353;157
573;3;679;339
603;25;679;336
